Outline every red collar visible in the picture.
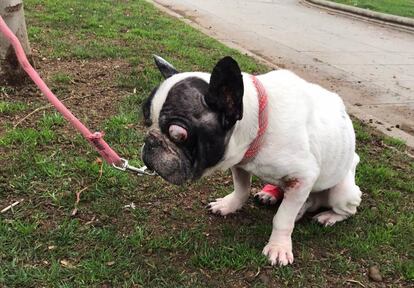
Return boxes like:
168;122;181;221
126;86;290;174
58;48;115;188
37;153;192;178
241;75;268;163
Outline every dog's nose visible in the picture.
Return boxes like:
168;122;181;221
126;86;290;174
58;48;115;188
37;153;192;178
145;130;162;147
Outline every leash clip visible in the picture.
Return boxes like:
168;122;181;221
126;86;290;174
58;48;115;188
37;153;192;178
113;158;157;176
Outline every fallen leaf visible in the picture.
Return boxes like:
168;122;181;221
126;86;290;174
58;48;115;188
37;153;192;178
60;259;75;269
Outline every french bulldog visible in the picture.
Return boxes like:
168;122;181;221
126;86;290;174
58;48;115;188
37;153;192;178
141;55;362;266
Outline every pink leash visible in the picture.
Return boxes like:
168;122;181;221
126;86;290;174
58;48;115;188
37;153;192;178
0;16;154;175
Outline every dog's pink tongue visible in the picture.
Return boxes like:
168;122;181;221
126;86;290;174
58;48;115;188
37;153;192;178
169;125;187;142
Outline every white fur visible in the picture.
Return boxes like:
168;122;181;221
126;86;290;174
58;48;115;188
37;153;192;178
151;69;362;266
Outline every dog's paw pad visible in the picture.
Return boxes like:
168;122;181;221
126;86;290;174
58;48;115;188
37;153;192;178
313;210;347;226
262;243;294;266
208;193;244;216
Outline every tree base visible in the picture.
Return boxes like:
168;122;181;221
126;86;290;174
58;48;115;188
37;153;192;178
0;45;34;86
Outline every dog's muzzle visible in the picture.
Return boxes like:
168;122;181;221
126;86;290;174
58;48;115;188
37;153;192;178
141;130;193;185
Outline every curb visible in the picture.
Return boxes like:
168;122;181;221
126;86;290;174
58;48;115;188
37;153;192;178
304;0;414;31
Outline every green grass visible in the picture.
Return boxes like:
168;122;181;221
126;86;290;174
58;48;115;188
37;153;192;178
1;0;413;287
50;73;73;85
328;0;414;18
0;127;56;147
0;101;28;114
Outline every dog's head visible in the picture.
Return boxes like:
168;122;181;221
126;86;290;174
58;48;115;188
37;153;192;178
141;56;244;185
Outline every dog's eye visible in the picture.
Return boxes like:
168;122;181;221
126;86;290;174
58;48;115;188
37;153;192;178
169;125;188;143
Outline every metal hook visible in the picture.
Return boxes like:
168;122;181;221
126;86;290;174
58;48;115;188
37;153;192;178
113;158;157;176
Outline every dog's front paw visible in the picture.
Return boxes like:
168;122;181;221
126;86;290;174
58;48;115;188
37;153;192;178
207;192;245;216
262;241;294;266
254;191;278;205
254;184;283;205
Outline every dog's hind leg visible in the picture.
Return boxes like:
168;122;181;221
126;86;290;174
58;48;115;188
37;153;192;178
295;188;329;221
313;153;362;226
208;167;251;216
295;197;317;222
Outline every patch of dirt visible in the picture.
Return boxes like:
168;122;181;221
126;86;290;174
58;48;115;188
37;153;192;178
1;53;134;134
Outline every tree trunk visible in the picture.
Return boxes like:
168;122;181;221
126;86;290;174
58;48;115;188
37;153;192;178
0;0;31;84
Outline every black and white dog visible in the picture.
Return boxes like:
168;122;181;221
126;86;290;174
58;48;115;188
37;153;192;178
142;56;362;266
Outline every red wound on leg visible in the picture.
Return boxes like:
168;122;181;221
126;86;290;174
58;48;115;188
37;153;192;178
284;178;300;189
261;184;284;201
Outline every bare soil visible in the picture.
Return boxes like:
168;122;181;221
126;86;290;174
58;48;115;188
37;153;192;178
1;55;132;132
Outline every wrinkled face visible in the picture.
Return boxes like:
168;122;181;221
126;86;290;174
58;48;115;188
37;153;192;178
141;56;244;185
142;77;227;185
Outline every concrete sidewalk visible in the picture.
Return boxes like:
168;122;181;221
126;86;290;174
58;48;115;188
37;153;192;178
154;0;414;146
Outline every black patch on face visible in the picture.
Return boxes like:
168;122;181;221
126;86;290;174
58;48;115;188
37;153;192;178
142;77;229;184
142;86;158;127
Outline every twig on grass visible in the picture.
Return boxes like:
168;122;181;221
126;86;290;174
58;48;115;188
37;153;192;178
85;216;96;225
71;186;89;216
381;141;414;159
254;267;261;277
13;94;94;128
14;105;51;128
1;199;24;214
345;279;365;287
71;158;103;216
95;157;103;180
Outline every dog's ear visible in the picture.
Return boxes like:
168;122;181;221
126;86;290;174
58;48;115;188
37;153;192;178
153;55;179;79
206;56;244;130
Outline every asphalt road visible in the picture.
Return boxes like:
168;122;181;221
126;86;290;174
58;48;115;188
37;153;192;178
154;0;414;145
